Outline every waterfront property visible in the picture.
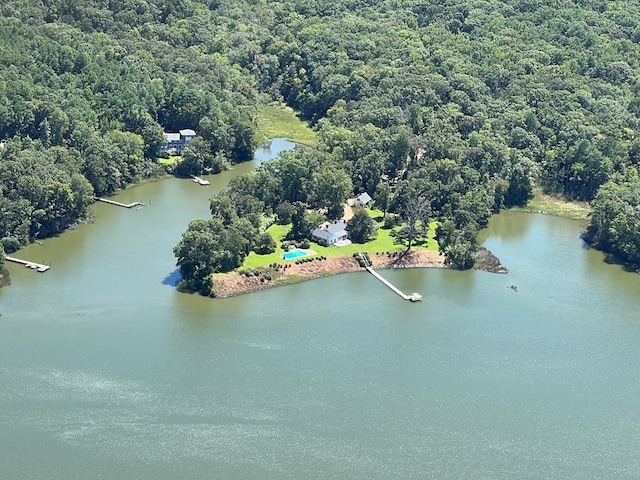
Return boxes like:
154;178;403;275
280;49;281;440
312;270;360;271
312;220;349;246
157;129;196;156
5;165;640;479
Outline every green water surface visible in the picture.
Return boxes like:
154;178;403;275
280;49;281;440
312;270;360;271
1;145;639;479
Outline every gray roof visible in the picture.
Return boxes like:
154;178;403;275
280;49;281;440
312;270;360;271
312;220;348;241
179;129;196;136
326;220;348;234
164;132;181;142
312;228;334;241
356;192;372;204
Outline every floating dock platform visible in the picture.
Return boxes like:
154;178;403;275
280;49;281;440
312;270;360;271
191;175;211;185
6;256;50;272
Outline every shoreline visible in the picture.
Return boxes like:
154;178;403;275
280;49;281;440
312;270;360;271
213;247;509;299
213;250;447;298
511;190;590;222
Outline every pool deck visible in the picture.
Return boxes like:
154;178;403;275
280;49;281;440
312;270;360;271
281;249;316;260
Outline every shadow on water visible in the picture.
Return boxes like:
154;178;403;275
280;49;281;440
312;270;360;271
162;268;182;286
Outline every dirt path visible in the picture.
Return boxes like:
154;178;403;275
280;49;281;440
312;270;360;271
342;203;354;220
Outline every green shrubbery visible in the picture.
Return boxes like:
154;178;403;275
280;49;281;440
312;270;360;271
352;252;371;268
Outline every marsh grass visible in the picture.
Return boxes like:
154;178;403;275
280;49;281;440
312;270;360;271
513;189;590;222
256;103;318;147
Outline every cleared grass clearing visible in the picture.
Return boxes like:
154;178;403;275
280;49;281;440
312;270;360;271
158;155;181;165
512;189;590;221
256;102;318;147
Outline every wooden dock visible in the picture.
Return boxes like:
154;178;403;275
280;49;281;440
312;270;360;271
6;256;50;272
365;266;422;301
95;197;143;208
359;254;421;302
191;175;211;185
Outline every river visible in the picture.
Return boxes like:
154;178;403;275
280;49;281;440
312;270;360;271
1;141;640;479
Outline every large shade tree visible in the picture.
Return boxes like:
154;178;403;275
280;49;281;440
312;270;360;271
347;209;378;243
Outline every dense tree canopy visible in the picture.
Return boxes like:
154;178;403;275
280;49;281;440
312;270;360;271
585;169;640;267
0;0;258;249
4;0;640;268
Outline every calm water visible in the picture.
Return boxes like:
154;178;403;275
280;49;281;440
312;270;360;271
1;144;640;478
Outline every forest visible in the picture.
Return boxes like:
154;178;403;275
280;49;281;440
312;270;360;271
3;0;640;281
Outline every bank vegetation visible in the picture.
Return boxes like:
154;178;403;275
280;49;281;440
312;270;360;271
3;1;640;280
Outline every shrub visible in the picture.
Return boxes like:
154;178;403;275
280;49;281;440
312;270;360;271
281;240;294;251
254;232;276;254
1;236;21;254
298;238;311;249
383;214;400;229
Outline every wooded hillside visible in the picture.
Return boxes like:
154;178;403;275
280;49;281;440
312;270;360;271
3;0;640;267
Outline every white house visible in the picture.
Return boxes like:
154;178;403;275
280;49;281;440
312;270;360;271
157;129;196;155
312;220;349;246
353;192;372;208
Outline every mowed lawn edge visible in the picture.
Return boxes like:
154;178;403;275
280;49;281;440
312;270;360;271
240;209;439;270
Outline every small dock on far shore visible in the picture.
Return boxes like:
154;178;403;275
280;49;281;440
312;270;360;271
6;256;50;272
359;254;421;302
95;197;144;208
191;175;211;185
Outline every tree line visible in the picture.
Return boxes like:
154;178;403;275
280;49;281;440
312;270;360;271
0;0;259;254
4;0;640;269
175;0;640;274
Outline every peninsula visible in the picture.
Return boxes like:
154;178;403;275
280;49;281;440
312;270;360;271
213;249;446;299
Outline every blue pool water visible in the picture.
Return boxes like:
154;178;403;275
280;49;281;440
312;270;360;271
282;250;307;260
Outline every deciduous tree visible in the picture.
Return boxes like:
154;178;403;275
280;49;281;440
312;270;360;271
347;209;378;243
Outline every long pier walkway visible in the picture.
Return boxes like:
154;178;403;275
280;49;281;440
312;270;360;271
360;254;422;302
6;256;50;272
95;197;143;208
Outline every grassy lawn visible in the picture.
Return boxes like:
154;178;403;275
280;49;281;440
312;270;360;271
512;189;591;221
241;209;439;270
256;102;318;147
158;155;181;165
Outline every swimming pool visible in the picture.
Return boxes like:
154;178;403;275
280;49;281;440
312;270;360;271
282;250;307;260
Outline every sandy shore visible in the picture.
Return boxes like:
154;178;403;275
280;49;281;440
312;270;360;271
213;249;446;298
